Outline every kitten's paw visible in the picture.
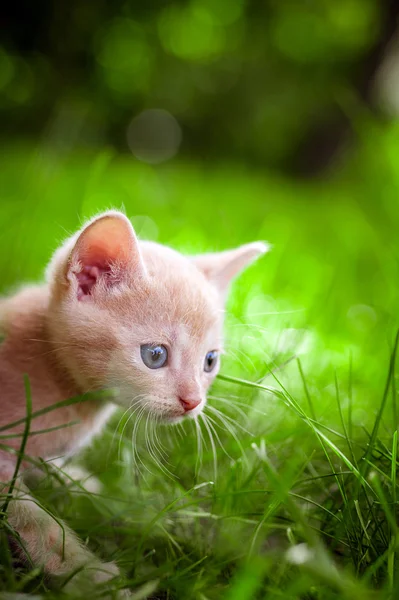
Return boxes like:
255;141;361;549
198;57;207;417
93;562;132;599
62;560;130;598
57;463;103;494
24;462;102;494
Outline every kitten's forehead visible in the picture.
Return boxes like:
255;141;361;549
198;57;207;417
149;267;220;336
123;241;222;338
140;241;196;274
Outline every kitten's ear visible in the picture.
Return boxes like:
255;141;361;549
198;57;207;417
193;241;270;295
51;212;146;301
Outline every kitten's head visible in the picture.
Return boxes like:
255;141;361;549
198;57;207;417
47;212;268;423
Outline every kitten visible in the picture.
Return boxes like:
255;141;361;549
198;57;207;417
0;211;267;594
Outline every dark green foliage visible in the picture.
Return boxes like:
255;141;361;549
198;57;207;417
0;0;392;171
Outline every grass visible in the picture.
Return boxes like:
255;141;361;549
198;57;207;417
2;121;399;598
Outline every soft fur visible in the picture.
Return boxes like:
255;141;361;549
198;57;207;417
0;211;267;593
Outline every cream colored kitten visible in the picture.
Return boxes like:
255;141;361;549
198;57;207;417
0;211;267;594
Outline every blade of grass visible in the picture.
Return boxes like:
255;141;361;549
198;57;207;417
335;371;357;469
220;371;372;491
0;388;117;433
348;351;353;443
297;358;316;421
391;430;397;506
362;330;399;479
0;420;80;440
1;375;32;516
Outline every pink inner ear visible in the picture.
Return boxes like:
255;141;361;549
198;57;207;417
76;265;107;300
74;235;127;301
70;215;140;301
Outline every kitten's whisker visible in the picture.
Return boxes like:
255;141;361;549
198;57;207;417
208;396;249;421
200;413;218;481
169;422;181;453
208;411;247;463
152;417;169;457
111;395;145;447
228;308;305;318
145;414;164;472
175;423;185;441
25;345;80;360
222;347;248;372
227;323;271;333
129;407;144;477
147;416;176;479
145;413;161;471
195;413;208;476
202;413;234;462
211;397;270;422
210;395;269;417
115;396;147;464
207;405;243;436
217;392;249;401
131;404;153;477
149;419;164;462
24;338;86;348
206;406;249;465
194;419;203;478
196;417;208;453
207;405;253;436
223;341;258;367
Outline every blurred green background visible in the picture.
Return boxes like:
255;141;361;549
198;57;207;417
2;0;399;382
3;1;399;598
1;0;397;171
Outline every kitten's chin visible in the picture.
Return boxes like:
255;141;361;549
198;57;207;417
166;415;185;425
164;407;203;425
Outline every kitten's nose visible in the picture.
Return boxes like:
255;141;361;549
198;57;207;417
179;397;201;412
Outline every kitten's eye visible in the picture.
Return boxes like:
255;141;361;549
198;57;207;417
140;344;168;369
204;350;218;373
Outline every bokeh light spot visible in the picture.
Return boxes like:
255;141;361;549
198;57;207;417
127;109;182;164
270;0;379;64
158;4;225;62
192;0;245;26
347;304;377;332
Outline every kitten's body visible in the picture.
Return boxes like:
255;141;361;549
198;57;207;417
0;285;111;465
0;212;267;594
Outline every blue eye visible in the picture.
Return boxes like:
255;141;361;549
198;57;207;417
204;350;218;373
140;344;168;369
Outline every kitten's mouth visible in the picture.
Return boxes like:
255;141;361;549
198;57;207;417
162;405;203;425
116;391;204;424
167;406;203;425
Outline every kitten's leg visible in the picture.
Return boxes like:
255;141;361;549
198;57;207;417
24;459;102;495
0;460;127;596
51;459;102;494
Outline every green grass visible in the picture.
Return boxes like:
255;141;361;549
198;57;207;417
2;122;399;598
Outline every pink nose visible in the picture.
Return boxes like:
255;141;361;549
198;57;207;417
179;397;201;412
